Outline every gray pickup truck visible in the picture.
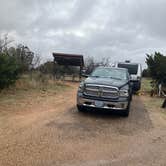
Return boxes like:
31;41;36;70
77;67;133;116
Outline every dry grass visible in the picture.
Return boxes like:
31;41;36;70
0;74;71;112
142;96;166;119
142;96;163;110
141;77;152;94
140;77;166;116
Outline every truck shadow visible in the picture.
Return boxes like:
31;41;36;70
70;96;153;135
46;96;153;139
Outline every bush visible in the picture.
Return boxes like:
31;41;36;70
146;52;166;86
0;53;20;89
37;61;80;76
142;69;150;77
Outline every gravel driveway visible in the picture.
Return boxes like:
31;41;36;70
0;83;166;166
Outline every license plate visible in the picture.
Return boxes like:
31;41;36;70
95;101;104;108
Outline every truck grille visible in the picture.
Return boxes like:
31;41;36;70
84;84;119;99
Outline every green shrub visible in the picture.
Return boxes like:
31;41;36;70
146;52;166;86
0;53;20;89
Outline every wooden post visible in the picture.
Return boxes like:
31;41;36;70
79;62;83;82
53;59;56;81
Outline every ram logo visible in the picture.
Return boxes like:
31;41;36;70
98;87;103;97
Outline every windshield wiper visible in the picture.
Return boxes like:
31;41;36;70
109;77;122;80
90;75;100;78
91;76;122;80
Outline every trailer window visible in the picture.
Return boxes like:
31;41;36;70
118;64;138;74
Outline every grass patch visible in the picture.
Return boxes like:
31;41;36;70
0;74;71;109
143;97;163;110
141;95;166;118
140;78;166;116
141;77;152;93
1;74;69;92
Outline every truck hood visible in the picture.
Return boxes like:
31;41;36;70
84;77;128;89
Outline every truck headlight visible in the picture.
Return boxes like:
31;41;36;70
119;89;129;97
78;82;85;93
119;85;129;97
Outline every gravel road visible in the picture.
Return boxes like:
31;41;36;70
0;83;166;166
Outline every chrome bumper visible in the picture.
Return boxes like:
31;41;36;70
77;96;128;110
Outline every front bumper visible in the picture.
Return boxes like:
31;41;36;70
77;93;129;110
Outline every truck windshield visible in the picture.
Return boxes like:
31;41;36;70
118;63;138;74
91;68;127;80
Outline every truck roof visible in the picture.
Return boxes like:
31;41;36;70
117;62;141;65
97;66;128;72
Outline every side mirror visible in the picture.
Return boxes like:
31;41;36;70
81;70;89;77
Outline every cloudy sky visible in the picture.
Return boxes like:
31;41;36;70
0;0;166;67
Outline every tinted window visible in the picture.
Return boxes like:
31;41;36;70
118;64;138;74
91;68;127;80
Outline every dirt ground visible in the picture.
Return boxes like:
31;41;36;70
0;83;166;166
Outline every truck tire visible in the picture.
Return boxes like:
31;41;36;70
130;93;133;101
122;102;130;117
77;105;84;112
122;109;129;117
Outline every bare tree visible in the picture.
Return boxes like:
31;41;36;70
0;34;14;53
84;56;95;74
84;56;111;74
101;57;110;66
31;54;41;69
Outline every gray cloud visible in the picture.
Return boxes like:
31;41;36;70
1;0;166;67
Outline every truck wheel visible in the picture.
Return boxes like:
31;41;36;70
77;105;84;112
122;102;130;117
122;109;129;117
